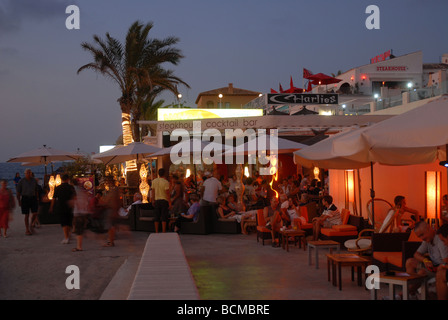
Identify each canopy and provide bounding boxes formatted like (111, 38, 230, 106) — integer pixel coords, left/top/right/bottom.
(7, 145, 83, 175)
(233, 136, 307, 156)
(293, 128, 372, 169)
(357, 95, 448, 165)
(91, 142, 161, 165)
(307, 73, 342, 85)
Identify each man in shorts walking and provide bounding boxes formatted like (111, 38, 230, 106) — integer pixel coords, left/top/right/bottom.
(16, 169, 39, 235)
(151, 168, 170, 233)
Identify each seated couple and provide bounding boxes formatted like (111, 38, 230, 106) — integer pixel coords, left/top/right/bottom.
(216, 194, 258, 232)
(263, 195, 308, 247)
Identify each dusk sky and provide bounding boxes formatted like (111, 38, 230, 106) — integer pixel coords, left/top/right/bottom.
(0, 0, 447, 162)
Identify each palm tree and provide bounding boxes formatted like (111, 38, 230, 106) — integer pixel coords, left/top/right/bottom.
(77, 20, 189, 177)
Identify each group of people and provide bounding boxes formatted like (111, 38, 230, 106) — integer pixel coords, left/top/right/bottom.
(2, 168, 132, 252)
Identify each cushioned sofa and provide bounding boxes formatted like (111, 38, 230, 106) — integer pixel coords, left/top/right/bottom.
(319, 209, 365, 244)
(211, 204, 242, 234)
(372, 231, 422, 271)
(180, 205, 213, 235)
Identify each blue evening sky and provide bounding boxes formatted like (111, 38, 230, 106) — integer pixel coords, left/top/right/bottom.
(0, 0, 447, 161)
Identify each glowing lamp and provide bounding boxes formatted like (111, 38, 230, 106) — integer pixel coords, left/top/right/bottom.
(350, 76, 354, 81)
(244, 166, 250, 178)
(55, 174, 62, 187)
(139, 165, 150, 203)
(361, 75, 366, 80)
(185, 169, 191, 178)
(48, 176, 55, 200)
(345, 170, 355, 203)
(313, 167, 320, 180)
(425, 171, 441, 220)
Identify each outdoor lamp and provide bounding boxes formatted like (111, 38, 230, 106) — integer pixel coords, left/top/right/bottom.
(425, 171, 441, 222)
(139, 164, 149, 203)
(244, 166, 250, 178)
(344, 170, 357, 214)
(185, 168, 191, 178)
(55, 174, 62, 187)
(48, 176, 55, 200)
(407, 82, 413, 89)
(374, 93, 379, 100)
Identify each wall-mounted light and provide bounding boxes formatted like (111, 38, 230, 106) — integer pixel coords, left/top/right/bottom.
(345, 170, 357, 215)
(55, 174, 62, 187)
(425, 171, 441, 223)
(185, 168, 191, 178)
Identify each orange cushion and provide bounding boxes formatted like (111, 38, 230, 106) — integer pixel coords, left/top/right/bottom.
(373, 252, 403, 268)
(300, 206, 309, 222)
(408, 230, 421, 242)
(373, 252, 389, 264)
(341, 209, 351, 225)
(387, 252, 403, 268)
(332, 224, 357, 232)
(320, 228, 358, 237)
(257, 226, 270, 233)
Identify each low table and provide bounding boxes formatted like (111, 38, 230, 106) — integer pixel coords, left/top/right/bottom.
(370, 272, 428, 300)
(279, 229, 306, 252)
(307, 240, 340, 269)
(327, 253, 370, 291)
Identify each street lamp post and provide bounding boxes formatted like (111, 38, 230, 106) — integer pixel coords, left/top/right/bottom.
(218, 94, 223, 108)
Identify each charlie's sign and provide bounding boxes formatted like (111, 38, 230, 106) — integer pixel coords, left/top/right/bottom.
(267, 93, 338, 105)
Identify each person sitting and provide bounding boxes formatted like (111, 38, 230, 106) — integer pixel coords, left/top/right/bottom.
(264, 197, 282, 247)
(227, 193, 245, 213)
(380, 195, 420, 233)
(436, 224, 448, 300)
(405, 221, 448, 299)
(298, 193, 310, 206)
(119, 192, 143, 217)
(216, 195, 237, 220)
(441, 194, 448, 225)
(312, 195, 341, 241)
(174, 194, 201, 233)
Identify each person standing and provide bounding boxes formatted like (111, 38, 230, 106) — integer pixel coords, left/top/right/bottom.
(200, 171, 222, 206)
(72, 179, 91, 252)
(16, 168, 39, 235)
(0, 180, 15, 238)
(50, 174, 76, 244)
(151, 168, 171, 233)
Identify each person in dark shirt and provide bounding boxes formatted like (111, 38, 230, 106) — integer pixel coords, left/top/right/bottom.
(50, 174, 76, 244)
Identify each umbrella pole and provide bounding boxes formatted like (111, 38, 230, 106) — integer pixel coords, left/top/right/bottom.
(370, 162, 375, 230)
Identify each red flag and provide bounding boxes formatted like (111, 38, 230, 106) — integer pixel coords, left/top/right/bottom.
(270, 88, 278, 93)
(290, 76, 294, 89)
(303, 68, 313, 79)
(279, 83, 284, 93)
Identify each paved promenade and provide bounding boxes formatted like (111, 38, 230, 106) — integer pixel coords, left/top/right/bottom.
(0, 207, 389, 300)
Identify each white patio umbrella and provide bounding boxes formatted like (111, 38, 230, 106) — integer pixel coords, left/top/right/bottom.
(232, 135, 307, 155)
(7, 145, 83, 175)
(91, 142, 162, 165)
(357, 95, 448, 165)
(293, 128, 372, 170)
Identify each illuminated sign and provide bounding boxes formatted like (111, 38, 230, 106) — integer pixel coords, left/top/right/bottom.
(157, 108, 263, 121)
(267, 93, 338, 105)
(376, 66, 408, 72)
(371, 49, 392, 64)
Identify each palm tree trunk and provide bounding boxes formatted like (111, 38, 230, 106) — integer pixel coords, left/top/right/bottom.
(121, 112, 139, 187)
